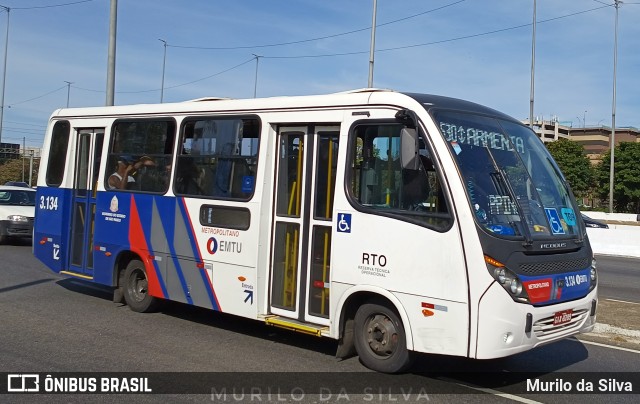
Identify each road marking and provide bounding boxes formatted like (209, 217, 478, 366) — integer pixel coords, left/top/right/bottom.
(572, 338, 640, 354)
(454, 383, 542, 404)
(604, 298, 640, 305)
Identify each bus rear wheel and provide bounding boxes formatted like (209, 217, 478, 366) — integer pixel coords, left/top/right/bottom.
(123, 259, 160, 313)
(354, 302, 413, 373)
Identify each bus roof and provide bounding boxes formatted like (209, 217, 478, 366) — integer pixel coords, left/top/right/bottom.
(403, 92, 518, 123)
(50, 88, 518, 123)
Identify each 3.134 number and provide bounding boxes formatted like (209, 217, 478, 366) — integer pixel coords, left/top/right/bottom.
(39, 195, 59, 211)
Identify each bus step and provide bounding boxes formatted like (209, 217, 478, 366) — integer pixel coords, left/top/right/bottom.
(59, 270, 94, 280)
(263, 316, 329, 337)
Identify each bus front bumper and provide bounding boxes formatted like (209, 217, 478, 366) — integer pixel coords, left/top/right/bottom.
(475, 282, 597, 359)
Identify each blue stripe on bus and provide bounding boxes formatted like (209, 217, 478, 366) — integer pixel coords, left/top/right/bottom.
(170, 254, 194, 305)
(155, 196, 192, 305)
(177, 197, 221, 311)
(150, 196, 169, 298)
(198, 268, 220, 311)
(178, 197, 203, 261)
(139, 195, 169, 299)
(150, 252, 169, 299)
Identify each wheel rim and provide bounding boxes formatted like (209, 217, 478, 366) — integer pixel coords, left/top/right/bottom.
(363, 313, 399, 358)
(127, 267, 148, 303)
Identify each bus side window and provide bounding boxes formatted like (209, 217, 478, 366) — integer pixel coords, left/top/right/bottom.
(175, 117, 260, 201)
(349, 122, 451, 230)
(106, 119, 176, 194)
(46, 121, 71, 187)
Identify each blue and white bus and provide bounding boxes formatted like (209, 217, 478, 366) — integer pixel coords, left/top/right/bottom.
(34, 89, 597, 373)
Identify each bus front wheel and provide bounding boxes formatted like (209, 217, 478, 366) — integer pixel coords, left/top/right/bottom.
(354, 302, 413, 373)
(123, 259, 160, 313)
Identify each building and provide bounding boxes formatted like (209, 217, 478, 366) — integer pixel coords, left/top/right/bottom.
(522, 117, 571, 143)
(520, 118, 640, 165)
(568, 126, 640, 165)
(0, 142, 20, 161)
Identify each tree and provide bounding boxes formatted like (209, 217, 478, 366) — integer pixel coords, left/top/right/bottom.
(595, 142, 640, 213)
(545, 139, 595, 199)
(0, 157, 40, 186)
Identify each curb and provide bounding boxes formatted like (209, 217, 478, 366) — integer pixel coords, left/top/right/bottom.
(590, 323, 640, 344)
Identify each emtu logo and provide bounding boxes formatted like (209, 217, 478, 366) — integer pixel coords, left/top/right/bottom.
(206, 237, 218, 255)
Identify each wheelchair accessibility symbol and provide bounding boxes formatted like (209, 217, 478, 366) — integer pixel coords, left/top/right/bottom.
(544, 208, 565, 235)
(337, 213, 351, 233)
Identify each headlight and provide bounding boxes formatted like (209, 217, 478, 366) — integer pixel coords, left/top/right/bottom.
(7, 215, 28, 222)
(485, 255, 530, 303)
(590, 257, 597, 290)
(509, 278, 523, 295)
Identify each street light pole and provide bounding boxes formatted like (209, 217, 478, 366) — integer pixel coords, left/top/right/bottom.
(368, 0, 377, 88)
(608, 0, 620, 213)
(0, 5, 10, 146)
(252, 54, 261, 98)
(105, 0, 117, 106)
(159, 39, 167, 103)
(529, 0, 536, 130)
(64, 81, 72, 107)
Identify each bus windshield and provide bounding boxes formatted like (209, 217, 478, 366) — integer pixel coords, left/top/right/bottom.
(433, 110, 581, 241)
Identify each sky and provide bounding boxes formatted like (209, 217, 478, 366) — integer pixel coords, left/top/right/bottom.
(0, 0, 638, 149)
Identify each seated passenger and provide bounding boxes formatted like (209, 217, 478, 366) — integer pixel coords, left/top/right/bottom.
(108, 156, 136, 190)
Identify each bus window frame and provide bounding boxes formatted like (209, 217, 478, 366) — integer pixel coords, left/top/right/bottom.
(45, 120, 72, 187)
(199, 204, 251, 230)
(345, 118, 454, 233)
(106, 117, 178, 195)
(174, 114, 262, 202)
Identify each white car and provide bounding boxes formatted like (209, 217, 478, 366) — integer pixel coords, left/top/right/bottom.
(0, 185, 36, 244)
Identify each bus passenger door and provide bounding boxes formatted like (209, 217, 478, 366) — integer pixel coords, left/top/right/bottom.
(269, 125, 340, 325)
(68, 128, 104, 276)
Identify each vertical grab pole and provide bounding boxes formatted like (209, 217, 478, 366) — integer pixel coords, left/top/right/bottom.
(321, 138, 334, 315)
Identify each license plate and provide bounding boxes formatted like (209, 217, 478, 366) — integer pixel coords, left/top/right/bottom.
(553, 309, 573, 326)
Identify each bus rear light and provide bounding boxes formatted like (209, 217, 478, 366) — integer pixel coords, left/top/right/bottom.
(196, 262, 205, 268)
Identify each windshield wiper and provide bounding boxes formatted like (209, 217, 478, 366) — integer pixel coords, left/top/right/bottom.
(484, 147, 534, 246)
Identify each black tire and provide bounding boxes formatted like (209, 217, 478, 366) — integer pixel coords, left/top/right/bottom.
(123, 259, 160, 313)
(354, 301, 413, 373)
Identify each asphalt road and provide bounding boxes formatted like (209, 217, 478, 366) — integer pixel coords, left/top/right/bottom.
(0, 242, 638, 403)
(595, 255, 640, 303)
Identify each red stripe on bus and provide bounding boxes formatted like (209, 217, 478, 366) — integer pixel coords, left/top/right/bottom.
(128, 195, 164, 298)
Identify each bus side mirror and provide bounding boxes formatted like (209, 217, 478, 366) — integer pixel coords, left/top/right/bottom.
(400, 127, 419, 170)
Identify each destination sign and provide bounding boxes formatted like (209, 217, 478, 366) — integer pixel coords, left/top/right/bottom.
(440, 121, 525, 154)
